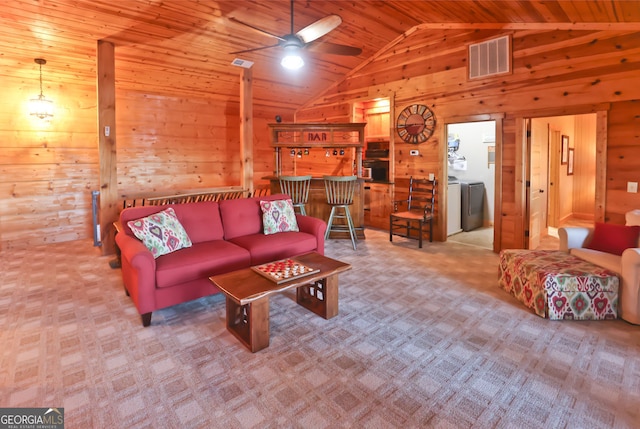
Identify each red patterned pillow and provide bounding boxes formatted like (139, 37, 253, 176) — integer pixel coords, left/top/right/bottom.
(586, 222, 640, 256)
(260, 199, 299, 235)
(127, 207, 192, 258)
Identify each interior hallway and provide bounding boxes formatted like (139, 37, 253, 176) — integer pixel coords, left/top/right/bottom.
(447, 216, 594, 251)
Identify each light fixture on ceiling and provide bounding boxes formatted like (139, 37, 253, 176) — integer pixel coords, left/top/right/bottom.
(280, 37, 304, 70)
(281, 53, 304, 70)
(29, 58, 53, 119)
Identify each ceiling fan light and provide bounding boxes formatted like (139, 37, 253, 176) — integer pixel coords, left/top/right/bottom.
(281, 54, 304, 70)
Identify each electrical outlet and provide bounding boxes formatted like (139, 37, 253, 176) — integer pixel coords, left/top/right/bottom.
(429, 173, 435, 181)
(628, 182, 638, 193)
(410, 150, 419, 156)
(104, 126, 110, 137)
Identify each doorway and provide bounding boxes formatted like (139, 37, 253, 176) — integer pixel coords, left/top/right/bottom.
(528, 113, 597, 249)
(445, 121, 496, 250)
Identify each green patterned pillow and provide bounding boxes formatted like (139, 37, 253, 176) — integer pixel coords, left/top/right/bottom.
(127, 207, 192, 258)
(260, 199, 299, 235)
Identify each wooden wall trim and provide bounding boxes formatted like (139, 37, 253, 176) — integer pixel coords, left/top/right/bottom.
(515, 117, 527, 248)
(506, 103, 611, 119)
(240, 67, 253, 196)
(413, 22, 640, 31)
(595, 110, 608, 222)
(97, 40, 118, 256)
(493, 117, 503, 253)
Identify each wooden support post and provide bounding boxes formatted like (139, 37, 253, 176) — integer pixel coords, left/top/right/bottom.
(97, 40, 118, 255)
(240, 67, 253, 196)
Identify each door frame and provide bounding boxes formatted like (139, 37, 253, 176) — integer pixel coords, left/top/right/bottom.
(442, 113, 504, 253)
(517, 105, 609, 248)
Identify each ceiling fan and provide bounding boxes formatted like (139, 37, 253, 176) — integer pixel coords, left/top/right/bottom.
(229, 0, 362, 69)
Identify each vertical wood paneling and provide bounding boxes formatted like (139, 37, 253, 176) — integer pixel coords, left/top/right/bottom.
(572, 114, 596, 220)
(240, 67, 253, 196)
(97, 40, 118, 255)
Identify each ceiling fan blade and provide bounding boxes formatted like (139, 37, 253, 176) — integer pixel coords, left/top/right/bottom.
(307, 41, 362, 56)
(296, 15, 342, 44)
(228, 17, 286, 42)
(229, 43, 280, 55)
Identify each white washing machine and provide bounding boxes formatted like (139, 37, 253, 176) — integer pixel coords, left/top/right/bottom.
(447, 181, 462, 236)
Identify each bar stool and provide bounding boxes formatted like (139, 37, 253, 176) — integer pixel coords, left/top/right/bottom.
(279, 175, 312, 215)
(323, 175, 358, 250)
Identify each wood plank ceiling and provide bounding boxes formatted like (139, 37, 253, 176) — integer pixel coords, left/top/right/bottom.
(2, 0, 640, 113)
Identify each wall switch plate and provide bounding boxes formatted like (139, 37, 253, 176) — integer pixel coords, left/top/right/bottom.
(628, 182, 638, 193)
(429, 173, 435, 181)
(104, 126, 110, 137)
(410, 150, 419, 156)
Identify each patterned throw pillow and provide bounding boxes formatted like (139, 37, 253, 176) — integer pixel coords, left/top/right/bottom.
(260, 199, 299, 235)
(127, 207, 192, 258)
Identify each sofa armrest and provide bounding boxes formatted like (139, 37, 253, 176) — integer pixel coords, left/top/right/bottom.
(621, 248, 640, 325)
(296, 215, 327, 255)
(558, 227, 593, 252)
(115, 232, 158, 313)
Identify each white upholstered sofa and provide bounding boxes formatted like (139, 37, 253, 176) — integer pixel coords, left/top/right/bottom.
(559, 210, 640, 324)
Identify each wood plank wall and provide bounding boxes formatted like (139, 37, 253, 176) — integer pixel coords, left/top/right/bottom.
(0, 75, 292, 250)
(0, 75, 99, 250)
(297, 28, 640, 250)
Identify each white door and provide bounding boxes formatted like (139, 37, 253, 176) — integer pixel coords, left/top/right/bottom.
(528, 119, 550, 249)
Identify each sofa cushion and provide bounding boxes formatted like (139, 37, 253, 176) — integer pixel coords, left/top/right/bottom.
(260, 199, 299, 235)
(229, 231, 318, 265)
(586, 222, 640, 256)
(155, 240, 251, 289)
(127, 208, 192, 258)
(170, 201, 224, 243)
(219, 193, 291, 240)
(120, 201, 224, 244)
(570, 248, 622, 275)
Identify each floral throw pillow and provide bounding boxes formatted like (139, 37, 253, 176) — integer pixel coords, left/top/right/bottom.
(260, 199, 299, 235)
(127, 207, 192, 258)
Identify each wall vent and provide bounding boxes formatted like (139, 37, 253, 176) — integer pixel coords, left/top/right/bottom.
(468, 35, 510, 79)
(231, 58, 254, 69)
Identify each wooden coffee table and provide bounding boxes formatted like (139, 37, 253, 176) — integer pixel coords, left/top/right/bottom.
(209, 252, 351, 352)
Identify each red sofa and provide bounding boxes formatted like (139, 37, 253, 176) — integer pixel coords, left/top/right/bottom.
(116, 193, 326, 326)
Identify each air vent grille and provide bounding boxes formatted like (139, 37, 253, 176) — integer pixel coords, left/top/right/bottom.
(468, 35, 510, 79)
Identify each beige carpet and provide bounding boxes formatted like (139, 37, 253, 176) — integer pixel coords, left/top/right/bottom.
(447, 227, 494, 250)
(1, 230, 639, 428)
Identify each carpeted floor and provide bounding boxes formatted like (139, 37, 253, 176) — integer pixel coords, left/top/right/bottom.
(1, 229, 639, 428)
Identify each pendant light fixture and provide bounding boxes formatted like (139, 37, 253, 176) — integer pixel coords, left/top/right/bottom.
(29, 58, 53, 119)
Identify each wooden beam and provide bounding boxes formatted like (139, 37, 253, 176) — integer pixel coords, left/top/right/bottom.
(240, 67, 253, 196)
(595, 110, 608, 222)
(97, 40, 118, 255)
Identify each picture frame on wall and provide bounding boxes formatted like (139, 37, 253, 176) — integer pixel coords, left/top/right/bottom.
(561, 135, 569, 165)
(567, 148, 575, 175)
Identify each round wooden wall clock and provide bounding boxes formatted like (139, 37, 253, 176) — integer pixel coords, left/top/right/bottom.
(396, 104, 436, 144)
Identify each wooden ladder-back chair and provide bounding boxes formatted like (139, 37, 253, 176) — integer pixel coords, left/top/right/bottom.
(390, 177, 437, 248)
(323, 175, 358, 250)
(279, 175, 312, 215)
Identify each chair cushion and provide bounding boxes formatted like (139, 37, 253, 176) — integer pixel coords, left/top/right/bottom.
(127, 208, 192, 258)
(155, 240, 251, 288)
(230, 232, 318, 265)
(260, 199, 299, 235)
(586, 222, 640, 256)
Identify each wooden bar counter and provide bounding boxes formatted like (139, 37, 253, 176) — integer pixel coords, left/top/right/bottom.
(269, 176, 366, 239)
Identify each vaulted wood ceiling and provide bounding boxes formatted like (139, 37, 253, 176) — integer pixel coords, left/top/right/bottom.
(2, 0, 640, 113)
